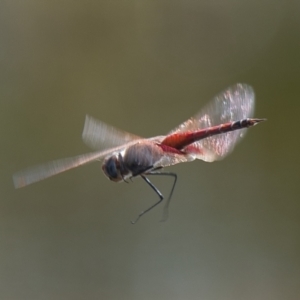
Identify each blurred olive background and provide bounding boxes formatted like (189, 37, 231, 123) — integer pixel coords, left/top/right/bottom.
(1, 1, 299, 299)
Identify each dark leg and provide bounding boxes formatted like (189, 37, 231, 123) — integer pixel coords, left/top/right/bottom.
(130, 175, 163, 224)
(130, 172, 177, 224)
(147, 172, 177, 222)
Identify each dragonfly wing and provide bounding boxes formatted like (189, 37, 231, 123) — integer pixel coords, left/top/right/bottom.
(169, 83, 255, 162)
(13, 138, 154, 189)
(82, 115, 142, 150)
(13, 150, 111, 188)
(154, 153, 193, 169)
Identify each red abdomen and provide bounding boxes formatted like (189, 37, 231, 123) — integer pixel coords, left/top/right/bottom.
(161, 118, 264, 150)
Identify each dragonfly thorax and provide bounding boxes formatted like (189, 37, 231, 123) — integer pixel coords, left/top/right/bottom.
(102, 142, 163, 182)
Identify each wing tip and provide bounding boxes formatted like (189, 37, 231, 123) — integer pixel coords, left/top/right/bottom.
(82, 114, 93, 138)
(233, 83, 254, 95)
(12, 173, 27, 189)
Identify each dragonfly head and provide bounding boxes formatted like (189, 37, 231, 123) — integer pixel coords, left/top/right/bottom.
(102, 155, 127, 182)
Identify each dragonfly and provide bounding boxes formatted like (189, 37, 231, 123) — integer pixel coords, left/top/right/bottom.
(13, 83, 266, 223)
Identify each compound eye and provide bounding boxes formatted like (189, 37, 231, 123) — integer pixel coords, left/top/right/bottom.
(102, 157, 119, 181)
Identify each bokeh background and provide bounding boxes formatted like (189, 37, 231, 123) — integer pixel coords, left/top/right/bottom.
(1, 1, 299, 299)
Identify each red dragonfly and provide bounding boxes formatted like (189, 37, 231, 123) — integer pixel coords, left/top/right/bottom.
(13, 84, 265, 223)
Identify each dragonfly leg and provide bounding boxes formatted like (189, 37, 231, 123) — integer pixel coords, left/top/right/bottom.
(130, 172, 177, 224)
(130, 175, 163, 224)
(147, 172, 177, 222)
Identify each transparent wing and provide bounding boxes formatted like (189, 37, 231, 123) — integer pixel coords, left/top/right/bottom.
(153, 152, 194, 169)
(13, 150, 111, 188)
(82, 115, 142, 150)
(12, 138, 149, 189)
(169, 83, 255, 162)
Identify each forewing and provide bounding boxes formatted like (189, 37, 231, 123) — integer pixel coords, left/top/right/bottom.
(13, 138, 153, 189)
(169, 83, 255, 162)
(82, 115, 142, 150)
(13, 150, 112, 188)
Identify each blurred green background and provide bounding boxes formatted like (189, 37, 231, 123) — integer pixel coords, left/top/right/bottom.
(1, 1, 299, 299)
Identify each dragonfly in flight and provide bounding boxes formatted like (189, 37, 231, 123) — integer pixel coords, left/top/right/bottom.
(13, 84, 266, 223)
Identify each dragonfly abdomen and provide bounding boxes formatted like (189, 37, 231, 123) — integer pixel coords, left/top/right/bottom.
(204, 118, 265, 135)
(161, 118, 266, 150)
